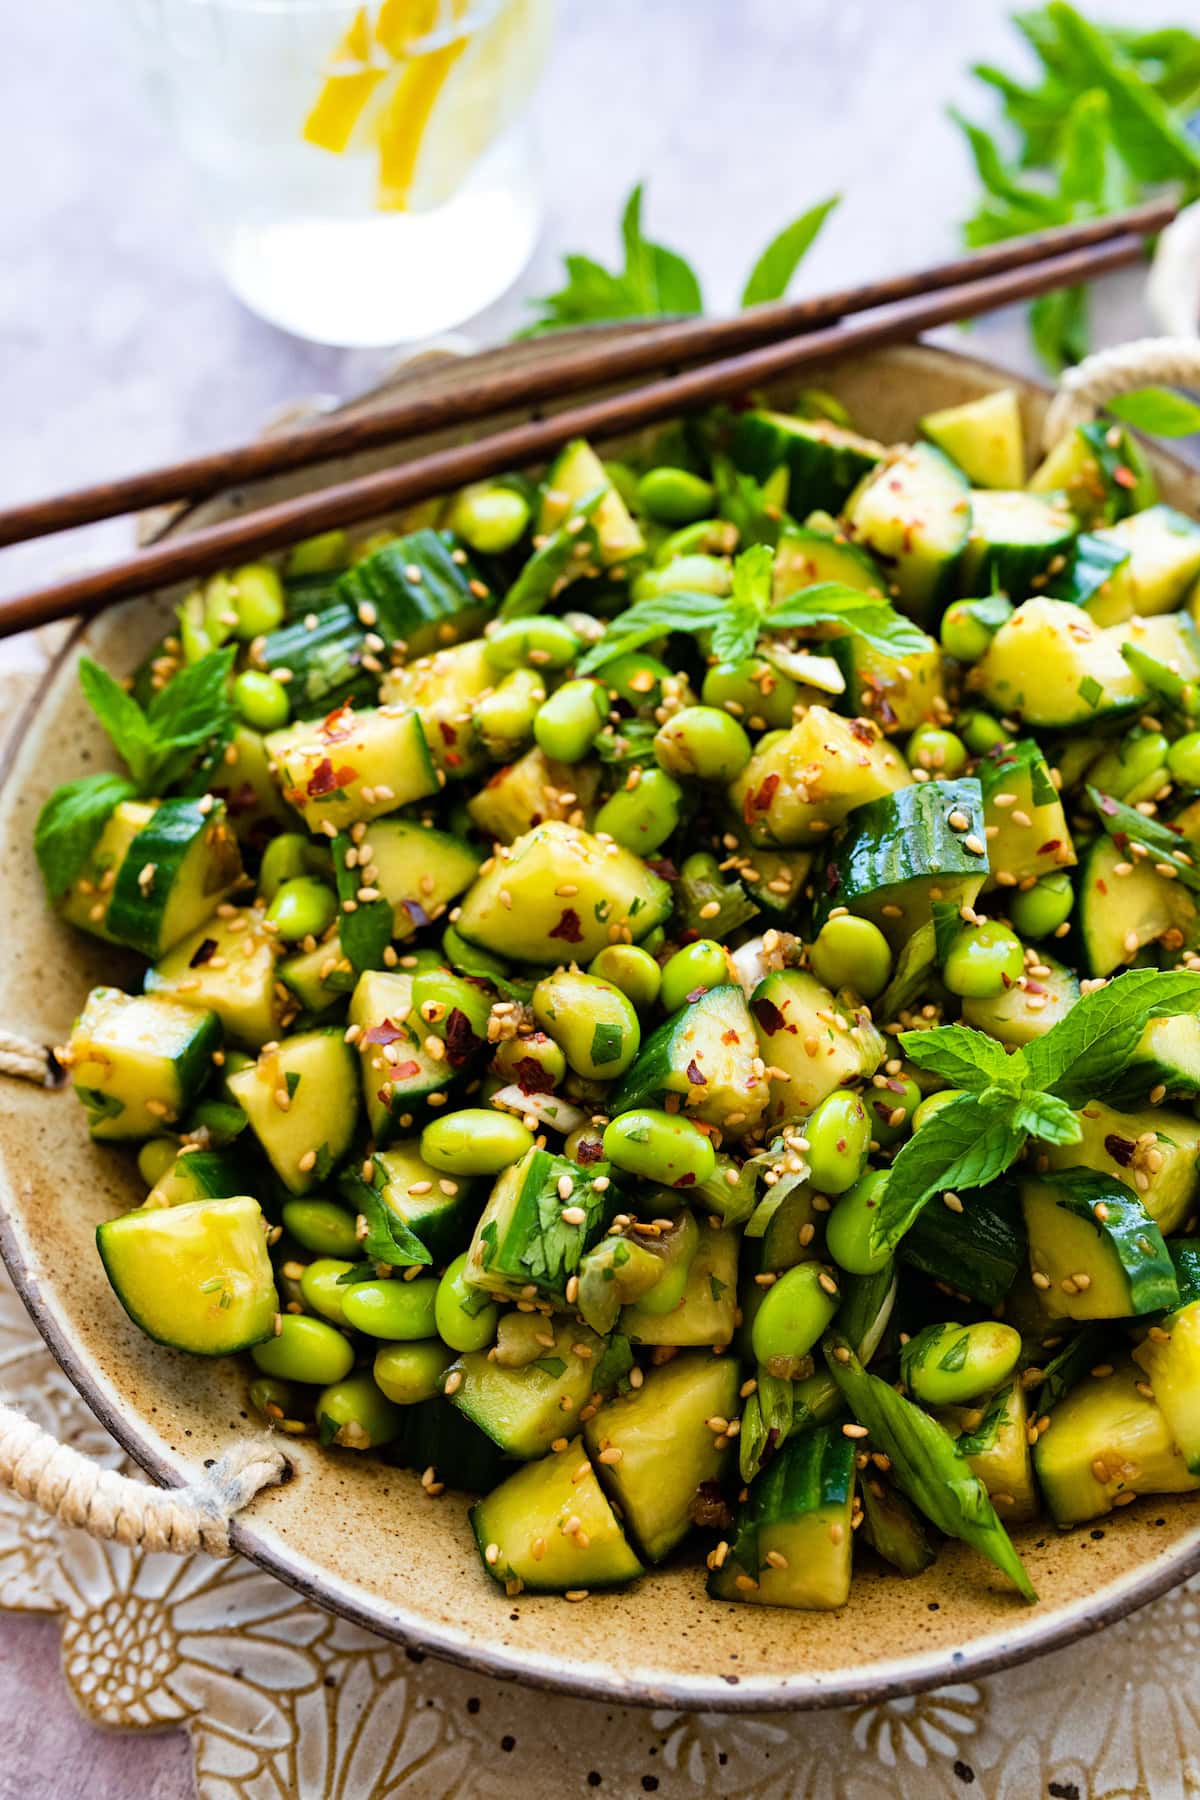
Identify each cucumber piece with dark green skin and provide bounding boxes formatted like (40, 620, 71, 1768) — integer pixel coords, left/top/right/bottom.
(1022, 1171, 1180, 1320)
(960, 489, 1076, 595)
(448, 1318, 607, 1459)
(463, 1146, 615, 1306)
(69, 988, 222, 1140)
(257, 604, 375, 719)
(1076, 833, 1195, 979)
(145, 912, 286, 1050)
(708, 1427, 857, 1609)
(771, 523, 887, 598)
(732, 411, 884, 516)
(898, 1180, 1024, 1306)
(1030, 1323, 1115, 1414)
(814, 778, 988, 947)
(331, 818, 481, 975)
(353, 1139, 477, 1262)
(104, 797, 243, 960)
(1102, 1012, 1200, 1109)
(610, 983, 769, 1139)
(976, 737, 1075, 889)
(1043, 530, 1131, 610)
(583, 1353, 740, 1562)
(1028, 420, 1156, 528)
(470, 1438, 643, 1592)
(1171, 1240, 1200, 1310)
(1034, 1358, 1200, 1524)
(1087, 505, 1200, 623)
(1133, 1291, 1200, 1471)
(828, 622, 945, 736)
(621, 1222, 738, 1347)
(335, 528, 493, 658)
(97, 1194, 278, 1355)
(859, 1475, 937, 1576)
(398, 1397, 509, 1494)
(843, 443, 971, 622)
(146, 1148, 250, 1208)
(226, 1028, 359, 1195)
(347, 969, 457, 1143)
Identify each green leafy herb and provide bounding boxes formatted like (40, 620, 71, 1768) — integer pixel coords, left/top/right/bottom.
(76, 648, 235, 797)
(868, 1092, 1027, 1256)
(33, 770, 138, 900)
(592, 1332, 634, 1394)
(767, 582, 934, 658)
(1010, 1090, 1082, 1145)
(575, 592, 732, 675)
(1106, 387, 1200, 437)
(738, 1368, 795, 1485)
(317, 1412, 340, 1448)
(956, 1383, 1016, 1458)
(1078, 674, 1103, 710)
(709, 453, 784, 549)
(341, 1173, 432, 1269)
(898, 1024, 1019, 1093)
(1023, 965, 1200, 1105)
(533, 1356, 567, 1379)
(523, 183, 838, 334)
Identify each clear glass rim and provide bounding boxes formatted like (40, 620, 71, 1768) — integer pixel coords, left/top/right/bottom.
(154, 0, 497, 16)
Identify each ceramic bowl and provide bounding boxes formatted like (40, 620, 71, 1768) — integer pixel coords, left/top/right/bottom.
(5, 337, 1200, 1713)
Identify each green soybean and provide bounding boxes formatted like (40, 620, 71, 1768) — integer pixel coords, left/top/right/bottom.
(1168, 730, 1200, 788)
(316, 1371, 404, 1448)
(593, 767, 682, 854)
(1089, 730, 1171, 805)
(282, 1199, 361, 1260)
(446, 482, 531, 554)
(373, 1340, 455, 1405)
(906, 723, 968, 778)
(654, 519, 739, 563)
(411, 966, 493, 1046)
(476, 667, 545, 757)
(233, 668, 290, 731)
(805, 1090, 871, 1195)
(340, 1276, 440, 1341)
(751, 1262, 840, 1369)
(631, 554, 732, 601)
(252, 1314, 354, 1386)
(602, 652, 673, 714)
(229, 563, 285, 638)
(266, 876, 337, 942)
(492, 1032, 567, 1089)
(138, 1138, 177, 1188)
(484, 615, 582, 673)
(958, 710, 1009, 755)
(939, 598, 1009, 664)
(1008, 872, 1074, 940)
(865, 1073, 922, 1148)
(588, 944, 662, 1012)
(299, 1258, 355, 1326)
(826, 1170, 892, 1275)
(810, 915, 893, 1001)
(533, 678, 608, 762)
(260, 833, 328, 902)
(248, 1375, 299, 1423)
(901, 1320, 1022, 1406)
(532, 970, 641, 1080)
(602, 1109, 716, 1187)
(654, 705, 752, 781)
(701, 657, 800, 731)
(911, 1088, 966, 1131)
(943, 921, 1024, 999)
(420, 1109, 534, 1176)
(441, 925, 511, 983)
(636, 466, 716, 525)
(434, 1252, 500, 1353)
(660, 940, 727, 1014)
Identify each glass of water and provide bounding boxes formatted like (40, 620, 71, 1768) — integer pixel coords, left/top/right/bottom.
(130, 0, 555, 346)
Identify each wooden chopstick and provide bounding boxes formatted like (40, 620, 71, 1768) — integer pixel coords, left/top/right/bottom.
(0, 230, 1149, 642)
(0, 197, 1176, 553)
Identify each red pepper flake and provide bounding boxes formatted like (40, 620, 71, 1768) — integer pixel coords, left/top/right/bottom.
(1001, 972, 1013, 989)
(1096, 878, 1108, 895)
(320, 701, 354, 741)
(848, 719, 875, 746)
(444, 750, 463, 768)
(444, 1008, 483, 1069)
(877, 697, 898, 729)
(1098, 794, 1119, 817)
(872, 1100, 894, 1127)
(212, 780, 261, 818)
(751, 996, 786, 1035)
(686, 986, 708, 1005)
(439, 721, 458, 746)
(674, 1172, 697, 1187)
(512, 1056, 556, 1095)
(686, 1059, 706, 1085)
(391, 1059, 421, 1080)
(575, 1138, 604, 1164)
(1112, 464, 1137, 490)
(721, 1029, 741, 1045)
(825, 862, 841, 894)
(646, 857, 679, 881)
(1104, 1133, 1136, 1167)
(1036, 839, 1062, 856)
(189, 937, 218, 968)
(548, 909, 583, 944)
(307, 757, 357, 797)
(362, 1019, 405, 1046)
(745, 773, 780, 823)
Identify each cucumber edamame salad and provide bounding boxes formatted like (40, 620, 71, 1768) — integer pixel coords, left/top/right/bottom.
(38, 393, 1200, 1613)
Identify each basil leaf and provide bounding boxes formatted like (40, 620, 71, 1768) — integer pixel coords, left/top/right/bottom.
(767, 582, 932, 658)
(1024, 966, 1200, 1107)
(1107, 387, 1200, 438)
(33, 771, 137, 900)
(739, 196, 840, 308)
(898, 1024, 1023, 1094)
(868, 1093, 1027, 1255)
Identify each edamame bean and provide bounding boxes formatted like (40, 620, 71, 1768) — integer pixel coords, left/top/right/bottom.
(958, 710, 1009, 755)
(751, 1262, 840, 1370)
(943, 921, 1024, 999)
(636, 466, 716, 525)
(701, 658, 800, 731)
(1168, 731, 1200, 789)
(602, 1109, 716, 1187)
(229, 563, 285, 638)
(602, 652, 672, 714)
(476, 668, 545, 757)
(266, 876, 338, 943)
(420, 1109, 535, 1176)
(316, 1371, 404, 1448)
(233, 668, 290, 731)
(865, 1072, 922, 1148)
(282, 1199, 361, 1260)
(492, 1032, 567, 1090)
(533, 678, 608, 763)
(900, 1319, 1022, 1406)
(593, 767, 682, 854)
(373, 1340, 455, 1405)
(446, 482, 531, 553)
(810, 915, 893, 1001)
(252, 1314, 354, 1385)
(805, 1090, 871, 1195)
(654, 519, 739, 562)
(483, 615, 582, 673)
(341, 1275, 440, 1341)
(588, 944, 662, 1011)
(1090, 730, 1171, 804)
(939, 599, 1008, 664)
(249, 1375, 299, 1423)
(299, 1258, 355, 1326)
(1008, 871, 1074, 939)
(137, 1138, 177, 1188)
(434, 1252, 500, 1353)
(564, 1123, 607, 1165)
(906, 723, 968, 778)
(826, 1169, 892, 1274)
(260, 833, 328, 902)
(532, 971, 641, 1080)
(442, 924, 510, 982)
(911, 1088, 966, 1131)
(660, 940, 727, 1014)
(632, 554, 732, 601)
(411, 967, 493, 1049)
(654, 705, 752, 781)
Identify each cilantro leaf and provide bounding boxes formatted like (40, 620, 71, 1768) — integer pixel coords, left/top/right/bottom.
(898, 1024, 1023, 1093)
(33, 771, 138, 900)
(1024, 967, 1200, 1108)
(1106, 387, 1200, 438)
(592, 1332, 634, 1394)
(767, 582, 933, 658)
(868, 1093, 1027, 1255)
(341, 1173, 432, 1268)
(77, 649, 235, 797)
(740, 196, 840, 307)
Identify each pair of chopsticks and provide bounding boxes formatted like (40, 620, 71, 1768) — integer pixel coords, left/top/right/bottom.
(0, 196, 1177, 643)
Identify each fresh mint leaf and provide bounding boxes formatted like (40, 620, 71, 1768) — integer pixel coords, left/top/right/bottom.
(521, 184, 703, 333)
(739, 196, 840, 307)
(1011, 1091, 1082, 1146)
(898, 1024, 1022, 1093)
(1024, 967, 1200, 1107)
(77, 649, 235, 797)
(710, 452, 784, 549)
(712, 543, 774, 663)
(950, 108, 1067, 217)
(77, 657, 156, 789)
(1106, 387, 1200, 438)
(33, 771, 137, 900)
(868, 1092, 1027, 1255)
(1055, 88, 1129, 214)
(575, 591, 729, 675)
(767, 581, 933, 658)
(342, 1173, 432, 1269)
(1046, 3, 1200, 184)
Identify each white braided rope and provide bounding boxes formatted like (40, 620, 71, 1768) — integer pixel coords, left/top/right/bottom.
(1042, 337, 1200, 450)
(0, 1029, 54, 1085)
(0, 1403, 287, 1556)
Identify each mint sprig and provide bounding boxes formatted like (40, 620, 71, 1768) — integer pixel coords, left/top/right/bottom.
(33, 771, 138, 901)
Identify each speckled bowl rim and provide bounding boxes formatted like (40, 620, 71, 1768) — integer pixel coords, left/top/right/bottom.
(6, 333, 1200, 1714)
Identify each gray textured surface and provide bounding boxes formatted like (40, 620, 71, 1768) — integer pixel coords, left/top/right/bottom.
(0, 0, 1162, 1792)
